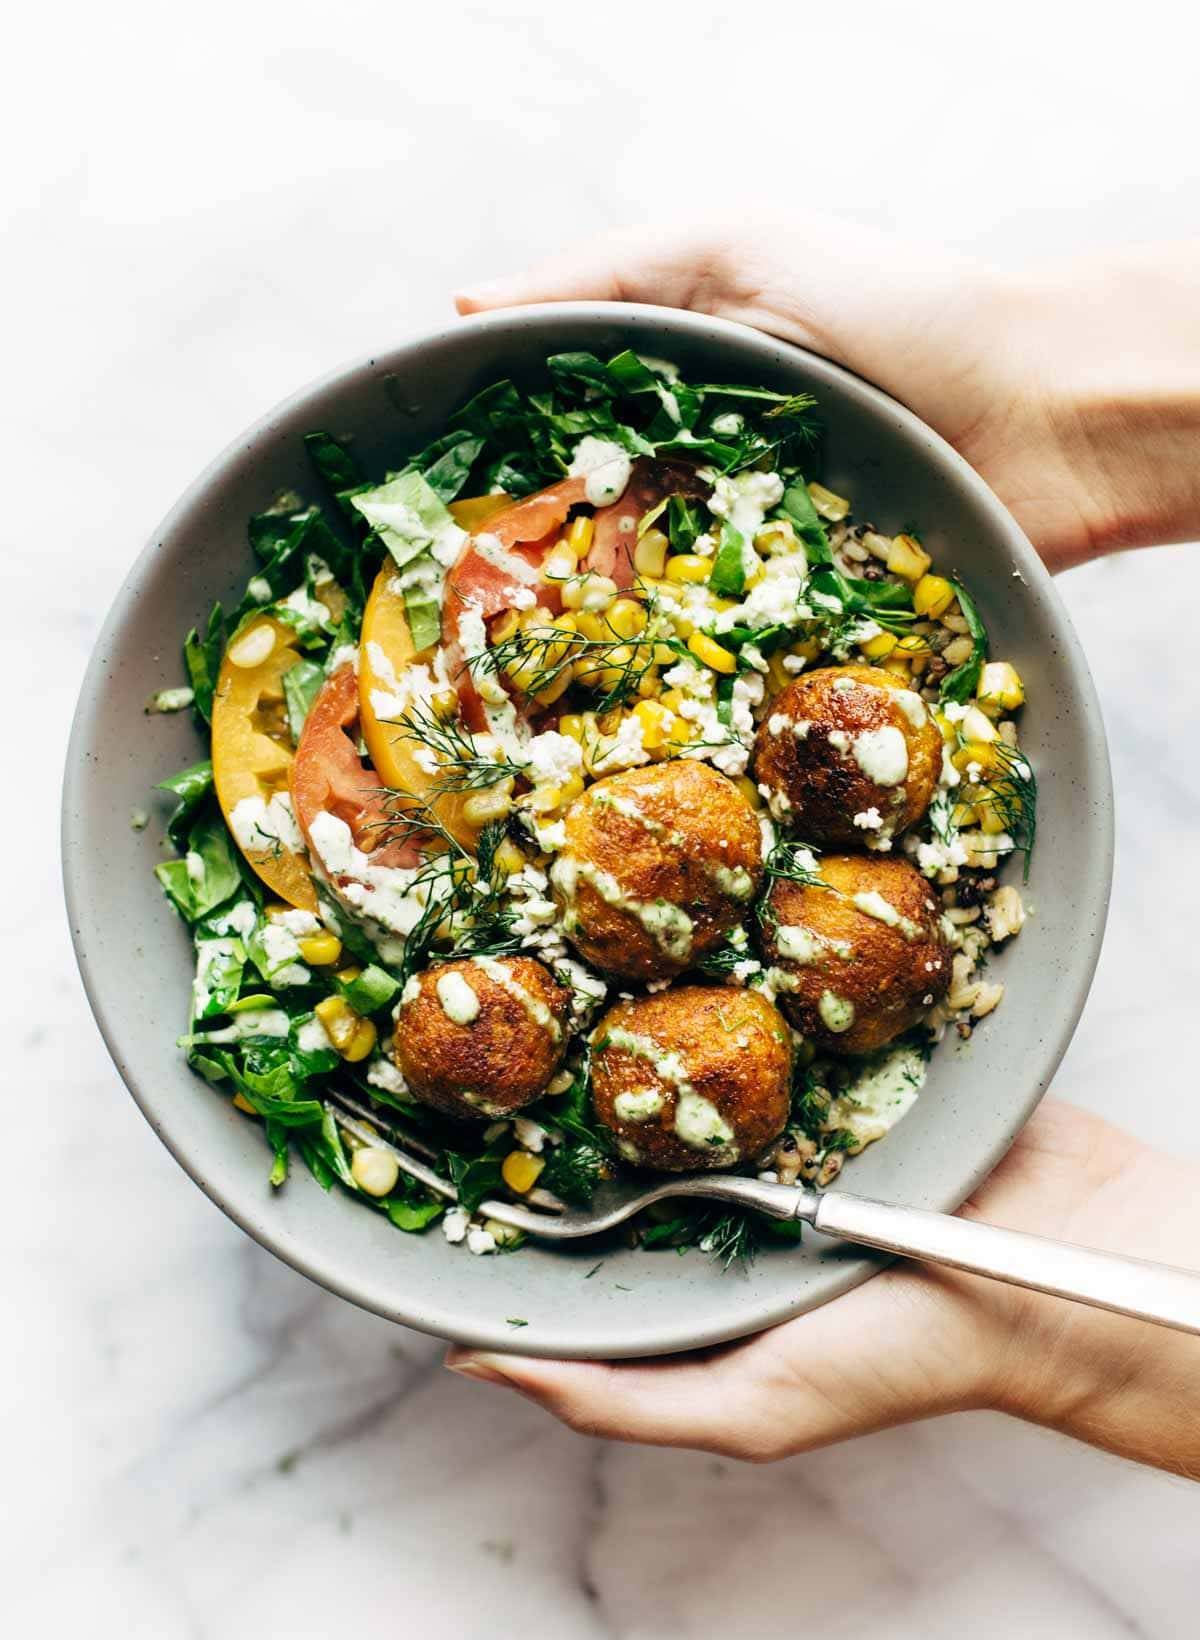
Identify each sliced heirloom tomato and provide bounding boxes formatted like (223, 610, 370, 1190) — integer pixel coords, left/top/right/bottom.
(291, 664, 422, 872)
(358, 563, 483, 852)
(212, 614, 317, 911)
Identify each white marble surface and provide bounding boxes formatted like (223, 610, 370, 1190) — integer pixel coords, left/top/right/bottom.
(9, 1, 1200, 1633)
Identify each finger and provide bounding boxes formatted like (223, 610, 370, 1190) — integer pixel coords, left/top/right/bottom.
(454, 221, 731, 317)
(446, 1262, 991, 1461)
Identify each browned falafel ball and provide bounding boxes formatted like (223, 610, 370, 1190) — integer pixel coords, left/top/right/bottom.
(753, 664, 942, 848)
(761, 853, 950, 1055)
(591, 985, 793, 1172)
(393, 955, 570, 1120)
(549, 760, 763, 983)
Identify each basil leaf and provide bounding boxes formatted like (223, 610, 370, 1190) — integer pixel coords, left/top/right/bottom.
(282, 659, 325, 743)
(156, 759, 214, 848)
(183, 603, 225, 723)
(708, 523, 748, 598)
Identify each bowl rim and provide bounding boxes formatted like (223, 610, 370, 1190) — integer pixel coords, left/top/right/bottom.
(62, 302, 1114, 1358)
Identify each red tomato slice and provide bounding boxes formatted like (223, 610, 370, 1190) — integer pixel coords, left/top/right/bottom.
(441, 477, 587, 731)
(291, 664, 422, 871)
(586, 459, 708, 588)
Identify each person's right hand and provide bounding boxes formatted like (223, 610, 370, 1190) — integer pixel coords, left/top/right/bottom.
(458, 217, 1200, 572)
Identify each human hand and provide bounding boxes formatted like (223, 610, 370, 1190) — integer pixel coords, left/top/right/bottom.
(458, 218, 1200, 572)
(446, 1101, 1200, 1477)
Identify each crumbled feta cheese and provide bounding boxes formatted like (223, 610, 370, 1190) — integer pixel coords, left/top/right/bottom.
(853, 807, 884, 832)
(367, 1055, 409, 1096)
(442, 1207, 470, 1244)
(524, 731, 583, 788)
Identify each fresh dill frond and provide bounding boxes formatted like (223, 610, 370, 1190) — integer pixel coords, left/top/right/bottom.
(539, 1140, 605, 1207)
(763, 838, 826, 891)
(388, 700, 523, 792)
(696, 1208, 759, 1268)
(977, 740, 1038, 879)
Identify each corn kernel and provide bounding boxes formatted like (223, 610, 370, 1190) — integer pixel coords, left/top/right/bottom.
(961, 704, 999, 743)
(754, 520, 797, 556)
(661, 688, 688, 715)
(977, 661, 1025, 711)
(314, 995, 376, 1062)
(430, 686, 460, 720)
(560, 772, 585, 803)
(490, 609, 520, 643)
(792, 636, 822, 663)
(566, 515, 595, 557)
(334, 966, 362, 984)
(608, 598, 647, 639)
(766, 654, 791, 695)
(977, 799, 1009, 837)
(664, 717, 694, 750)
(462, 785, 513, 827)
(634, 527, 669, 579)
(351, 1146, 400, 1197)
(736, 776, 762, 810)
(227, 622, 276, 669)
(297, 932, 343, 966)
(501, 1150, 546, 1194)
(886, 533, 932, 582)
(665, 555, 712, 584)
(807, 481, 851, 522)
(562, 573, 618, 613)
(634, 698, 675, 749)
(558, 713, 584, 742)
(687, 631, 737, 674)
(913, 574, 955, 618)
(950, 801, 977, 829)
(859, 631, 896, 661)
(574, 611, 608, 643)
(882, 657, 911, 679)
(635, 667, 661, 700)
(493, 839, 527, 876)
(531, 670, 572, 708)
(529, 784, 563, 815)
(894, 633, 933, 659)
(952, 739, 1001, 775)
(540, 548, 576, 585)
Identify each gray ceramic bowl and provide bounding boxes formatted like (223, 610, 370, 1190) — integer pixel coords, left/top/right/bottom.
(63, 304, 1113, 1359)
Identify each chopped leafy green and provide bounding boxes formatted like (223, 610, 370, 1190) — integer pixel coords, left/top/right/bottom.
(183, 603, 225, 722)
(708, 523, 749, 598)
(940, 580, 989, 703)
(540, 1140, 605, 1206)
(155, 809, 241, 924)
(281, 659, 326, 743)
(333, 963, 400, 1015)
(445, 1144, 506, 1212)
(156, 760, 214, 849)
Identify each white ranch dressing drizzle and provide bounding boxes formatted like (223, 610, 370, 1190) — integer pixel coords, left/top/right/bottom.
(551, 854, 694, 964)
(851, 890, 924, 942)
(472, 954, 562, 1041)
(600, 1026, 736, 1154)
(435, 969, 481, 1025)
(818, 990, 856, 1033)
(567, 436, 633, 506)
(850, 725, 909, 786)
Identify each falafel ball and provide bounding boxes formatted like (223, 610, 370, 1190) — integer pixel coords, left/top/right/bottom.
(761, 853, 950, 1055)
(550, 760, 763, 983)
(753, 664, 942, 847)
(393, 954, 570, 1120)
(591, 985, 792, 1172)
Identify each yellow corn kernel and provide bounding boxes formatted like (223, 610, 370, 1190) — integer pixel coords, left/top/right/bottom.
(501, 1150, 546, 1195)
(882, 657, 911, 679)
(314, 995, 376, 1063)
(493, 838, 527, 876)
(540, 548, 577, 585)
(558, 713, 584, 742)
(334, 965, 362, 985)
(529, 784, 563, 815)
(297, 932, 343, 966)
(766, 654, 791, 695)
(661, 688, 688, 715)
(977, 799, 1009, 837)
(859, 630, 896, 661)
(736, 776, 762, 810)
(566, 515, 595, 558)
(634, 698, 675, 749)
(562, 573, 618, 613)
(633, 527, 669, 579)
(430, 686, 460, 720)
(573, 610, 608, 643)
(608, 598, 647, 639)
(687, 631, 737, 674)
(651, 640, 678, 667)
(792, 635, 822, 663)
(754, 520, 797, 556)
(913, 574, 955, 618)
(531, 670, 572, 708)
(977, 661, 1025, 712)
(664, 716, 694, 750)
(351, 1146, 400, 1197)
(665, 555, 712, 584)
(462, 784, 513, 827)
(635, 667, 662, 700)
(952, 739, 1001, 775)
(961, 703, 999, 743)
(560, 772, 585, 804)
(490, 609, 520, 644)
(886, 533, 932, 582)
(950, 801, 977, 829)
(894, 633, 933, 659)
(933, 710, 957, 744)
(807, 480, 851, 522)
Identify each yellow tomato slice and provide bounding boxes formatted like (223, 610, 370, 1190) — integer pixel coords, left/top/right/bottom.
(212, 615, 318, 910)
(358, 566, 484, 852)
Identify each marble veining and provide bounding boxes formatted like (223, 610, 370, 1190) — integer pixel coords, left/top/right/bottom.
(9, 2, 1200, 1634)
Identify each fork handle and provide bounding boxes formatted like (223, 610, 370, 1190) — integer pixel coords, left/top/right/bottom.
(811, 1189, 1200, 1336)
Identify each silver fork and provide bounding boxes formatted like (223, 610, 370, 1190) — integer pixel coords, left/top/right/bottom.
(328, 1094, 1200, 1337)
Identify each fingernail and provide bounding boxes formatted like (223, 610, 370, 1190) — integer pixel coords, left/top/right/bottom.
(446, 1352, 519, 1388)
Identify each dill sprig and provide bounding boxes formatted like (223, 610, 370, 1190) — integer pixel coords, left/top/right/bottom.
(697, 1208, 759, 1268)
(977, 740, 1038, 880)
(388, 699, 524, 793)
